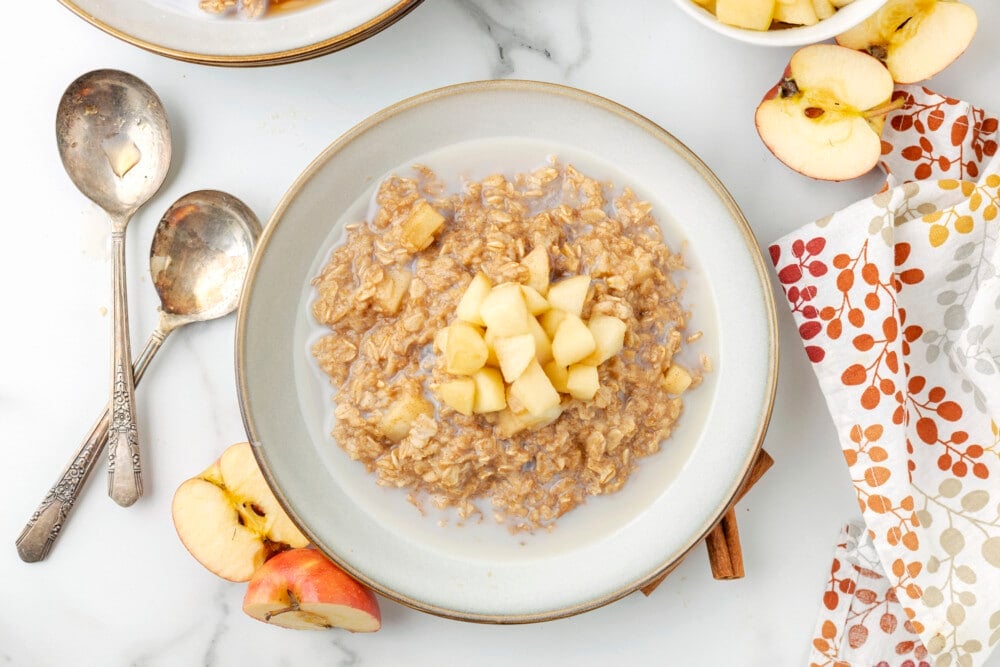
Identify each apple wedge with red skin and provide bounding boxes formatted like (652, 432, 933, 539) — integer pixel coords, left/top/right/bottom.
(243, 548, 382, 632)
(172, 442, 309, 582)
(837, 0, 977, 84)
(755, 44, 899, 181)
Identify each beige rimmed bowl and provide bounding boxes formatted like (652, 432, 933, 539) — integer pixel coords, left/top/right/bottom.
(236, 80, 778, 623)
(59, 0, 424, 66)
(672, 0, 887, 46)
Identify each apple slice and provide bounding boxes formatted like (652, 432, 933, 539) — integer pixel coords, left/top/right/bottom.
(243, 548, 381, 632)
(715, 0, 775, 30)
(521, 246, 551, 295)
(456, 272, 492, 326)
(494, 333, 537, 383)
(546, 276, 590, 317)
(755, 44, 897, 181)
(172, 442, 309, 582)
(836, 0, 977, 84)
(774, 0, 818, 26)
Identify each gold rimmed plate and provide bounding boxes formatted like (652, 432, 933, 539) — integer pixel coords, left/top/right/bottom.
(236, 80, 778, 622)
(60, 0, 423, 67)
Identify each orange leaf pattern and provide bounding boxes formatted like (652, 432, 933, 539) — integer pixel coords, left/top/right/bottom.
(809, 525, 929, 667)
(776, 87, 1000, 666)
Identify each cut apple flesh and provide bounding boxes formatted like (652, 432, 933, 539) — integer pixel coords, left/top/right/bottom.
(755, 44, 895, 181)
(172, 442, 309, 582)
(243, 600, 381, 631)
(836, 0, 977, 84)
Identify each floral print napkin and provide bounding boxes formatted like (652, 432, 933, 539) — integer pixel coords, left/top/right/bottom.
(768, 85, 1000, 666)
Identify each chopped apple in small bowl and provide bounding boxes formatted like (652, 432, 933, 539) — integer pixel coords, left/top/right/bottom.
(672, 0, 888, 47)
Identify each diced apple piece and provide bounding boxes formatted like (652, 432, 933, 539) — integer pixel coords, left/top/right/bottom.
(663, 365, 693, 395)
(521, 246, 550, 295)
(398, 199, 446, 252)
(526, 315, 553, 365)
(494, 334, 537, 383)
(774, 0, 818, 25)
(509, 360, 561, 417)
(551, 313, 597, 367)
(473, 368, 506, 413)
(546, 275, 590, 317)
(543, 361, 570, 394)
(483, 327, 500, 368)
(496, 404, 563, 437)
(445, 322, 489, 375)
(566, 364, 600, 401)
(540, 308, 568, 339)
(715, 0, 775, 30)
(520, 285, 550, 316)
(812, 0, 835, 20)
(456, 272, 492, 326)
(433, 327, 450, 354)
(373, 267, 411, 314)
(582, 314, 627, 365)
(438, 377, 476, 416)
(379, 393, 433, 442)
(479, 283, 530, 337)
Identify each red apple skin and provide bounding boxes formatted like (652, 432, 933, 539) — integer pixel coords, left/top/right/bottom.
(243, 548, 381, 632)
(761, 64, 794, 103)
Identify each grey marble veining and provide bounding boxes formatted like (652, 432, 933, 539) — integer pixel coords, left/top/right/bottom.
(455, 0, 593, 79)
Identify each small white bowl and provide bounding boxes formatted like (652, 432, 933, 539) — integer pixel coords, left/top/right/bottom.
(672, 0, 887, 47)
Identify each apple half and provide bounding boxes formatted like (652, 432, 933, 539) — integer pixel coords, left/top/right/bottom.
(243, 548, 382, 632)
(755, 44, 897, 181)
(837, 0, 977, 84)
(172, 442, 309, 582)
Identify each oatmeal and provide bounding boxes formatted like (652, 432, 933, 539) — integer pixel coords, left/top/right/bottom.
(310, 162, 697, 531)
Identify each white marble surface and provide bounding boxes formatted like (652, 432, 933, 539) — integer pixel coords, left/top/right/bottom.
(2, 1, 998, 665)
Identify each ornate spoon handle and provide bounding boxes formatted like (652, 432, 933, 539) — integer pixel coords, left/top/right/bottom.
(16, 328, 170, 562)
(108, 231, 144, 506)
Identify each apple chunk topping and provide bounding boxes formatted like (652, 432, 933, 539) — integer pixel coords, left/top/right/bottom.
(172, 442, 309, 582)
(755, 44, 898, 181)
(434, 254, 629, 431)
(243, 548, 381, 632)
(398, 199, 446, 252)
(836, 0, 977, 84)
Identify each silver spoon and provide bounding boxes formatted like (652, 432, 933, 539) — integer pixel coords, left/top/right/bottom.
(56, 69, 172, 507)
(15, 191, 261, 563)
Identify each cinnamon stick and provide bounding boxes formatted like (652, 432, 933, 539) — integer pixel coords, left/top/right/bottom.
(640, 449, 773, 595)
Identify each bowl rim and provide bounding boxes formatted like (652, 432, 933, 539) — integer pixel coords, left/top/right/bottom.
(235, 79, 780, 623)
(58, 0, 424, 67)
(671, 0, 889, 47)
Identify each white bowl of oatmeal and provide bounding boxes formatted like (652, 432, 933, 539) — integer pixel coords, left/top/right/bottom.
(59, 0, 422, 66)
(237, 80, 778, 622)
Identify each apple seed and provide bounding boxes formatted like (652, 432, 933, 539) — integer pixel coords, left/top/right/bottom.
(804, 107, 825, 119)
(779, 78, 800, 98)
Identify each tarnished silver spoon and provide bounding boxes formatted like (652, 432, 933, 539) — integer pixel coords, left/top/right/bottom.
(16, 190, 261, 562)
(56, 69, 172, 506)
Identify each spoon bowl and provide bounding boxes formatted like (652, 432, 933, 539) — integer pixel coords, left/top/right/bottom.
(56, 69, 171, 218)
(150, 190, 261, 328)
